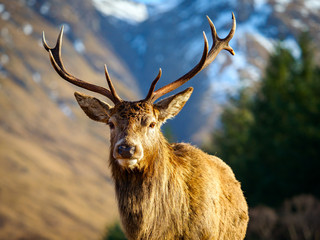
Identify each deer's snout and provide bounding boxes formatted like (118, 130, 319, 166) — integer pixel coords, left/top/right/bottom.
(117, 144, 136, 159)
(113, 139, 144, 168)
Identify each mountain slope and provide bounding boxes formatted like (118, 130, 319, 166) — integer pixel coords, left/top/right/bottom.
(92, 0, 320, 143)
(1, 0, 320, 239)
(0, 0, 139, 239)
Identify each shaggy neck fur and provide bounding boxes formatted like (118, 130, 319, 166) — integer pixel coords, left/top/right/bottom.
(109, 134, 189, 240)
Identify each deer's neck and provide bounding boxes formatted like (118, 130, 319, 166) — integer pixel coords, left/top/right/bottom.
(110, 136, 188, 239)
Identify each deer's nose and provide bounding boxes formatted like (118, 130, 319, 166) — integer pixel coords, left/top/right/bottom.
(117, 144, 136, 159)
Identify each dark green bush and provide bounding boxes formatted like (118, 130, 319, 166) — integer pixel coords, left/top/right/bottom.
(102, 222, 127, 240)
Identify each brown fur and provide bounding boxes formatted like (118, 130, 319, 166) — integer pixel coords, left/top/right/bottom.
(44, 15, 247, 238)
(74, 90, 249, 240)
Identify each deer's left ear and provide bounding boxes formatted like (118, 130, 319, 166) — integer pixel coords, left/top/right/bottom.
(154, 87, 193, 122)
(74, 92, 112, 122)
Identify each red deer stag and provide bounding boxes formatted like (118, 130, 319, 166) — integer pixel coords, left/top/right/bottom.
(43, 13, 248, 240)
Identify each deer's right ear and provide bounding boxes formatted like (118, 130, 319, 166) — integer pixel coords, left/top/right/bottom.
(74, 92, 112, 122)
(154, 87, 193, 123)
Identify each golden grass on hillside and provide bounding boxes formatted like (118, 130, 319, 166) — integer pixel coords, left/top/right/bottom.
(0, 0, 139, 239)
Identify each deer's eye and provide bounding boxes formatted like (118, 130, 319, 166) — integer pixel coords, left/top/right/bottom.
(108, 121, 115, 130)
(149, 122, 156, 128)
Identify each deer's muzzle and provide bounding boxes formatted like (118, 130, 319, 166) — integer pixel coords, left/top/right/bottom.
(117, 144, 136, 159)
(113, 139, 144, 168)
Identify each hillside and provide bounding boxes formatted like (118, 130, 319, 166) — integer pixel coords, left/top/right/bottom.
(0, 0, 139, 239)
(1, 0, 320, 239)
(92, 0, 320, 143)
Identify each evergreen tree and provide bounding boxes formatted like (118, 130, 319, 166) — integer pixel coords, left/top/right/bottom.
(210, 90, 253, 179)
(209, 33, 320, 207)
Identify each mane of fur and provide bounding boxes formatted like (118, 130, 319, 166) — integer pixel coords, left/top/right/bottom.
(109, 134, 249, 240)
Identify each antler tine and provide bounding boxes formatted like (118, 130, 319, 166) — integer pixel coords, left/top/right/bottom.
(42, 31, 51, 51)
(42, 26, 68, 73)
(148, 32, 209, 103)
(147, 13, 236, 103)
(203, 12, 236, 69)
(42, 26, 118, 104)
(104, 65, 122, 104)
(144, 68, 162, 102)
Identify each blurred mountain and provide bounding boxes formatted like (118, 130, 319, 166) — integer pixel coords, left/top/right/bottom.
(91, 0, 320, 143)
(1, 0, 320, 239)
(0, 0, 139, 239)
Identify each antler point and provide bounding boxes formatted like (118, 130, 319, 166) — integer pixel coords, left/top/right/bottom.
(57, 26, 64, 47)
(202, 32, 209, 51)
(42, 31, 50, 51)
(206, 15, 212, 24)
(59, 25, 65, 37)
(226, 46, 235, 55)
(202, 31, 207, 40)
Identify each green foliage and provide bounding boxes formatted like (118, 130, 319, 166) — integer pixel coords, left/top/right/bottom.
(208, 33, 320, 207)
(102, 222, 127, 240)
(212, 90, 254, 178)
(163, 124, 176, 143)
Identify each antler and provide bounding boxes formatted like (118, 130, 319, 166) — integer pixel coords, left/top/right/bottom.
(42, 26, 122, 104)
(145, 13, 236, 103)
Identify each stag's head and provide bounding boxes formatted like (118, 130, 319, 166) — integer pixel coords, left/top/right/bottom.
(42, 14, 236, 169)
(73, 87, 193, 169)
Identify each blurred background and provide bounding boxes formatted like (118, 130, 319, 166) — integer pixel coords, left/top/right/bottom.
(0, 0, 319, 239)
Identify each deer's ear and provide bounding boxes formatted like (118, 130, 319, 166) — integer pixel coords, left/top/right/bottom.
(74, 92, 112, 122)
(154, 87, 193, 122)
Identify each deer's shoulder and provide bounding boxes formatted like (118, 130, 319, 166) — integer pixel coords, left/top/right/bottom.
(171, 142, 235, 177)
(171, 142, 218, 161)
(171, 142, 204, 157)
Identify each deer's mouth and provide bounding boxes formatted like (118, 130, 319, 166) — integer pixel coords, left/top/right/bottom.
(116, 158, 139, 168)
(113, 150, 143, 169)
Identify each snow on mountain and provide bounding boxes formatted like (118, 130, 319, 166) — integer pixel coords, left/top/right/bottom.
(206, 2, 273, 100)
(274, 0, 291, 12)
(144, 0, 183, 17)
(92, 0, 148, 24)
(90, 0, 320, 143)
(304, 0, 320, 13)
